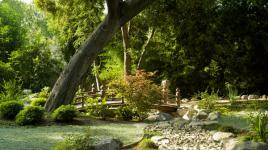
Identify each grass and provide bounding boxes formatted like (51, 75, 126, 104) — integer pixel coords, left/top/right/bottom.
(0, 119, 146, 150)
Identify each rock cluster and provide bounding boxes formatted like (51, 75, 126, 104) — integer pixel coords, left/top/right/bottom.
(145, 112, 174, 122)
(177, 105, 221, 122)
(145, 119, 224, 150)
(240, 94, 267, 100)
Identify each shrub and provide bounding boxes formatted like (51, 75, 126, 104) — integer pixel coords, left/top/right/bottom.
(248, 111, 268, 142)
(52, 105, 78, 122)
(116, 106, 135, 121)
(198, 90, 218, 110)
(53, 134, 91, 150)
(15, 106, 44, 125)
(0, 80, 23, 102)
(225, 82, 238, 105)
(110, 70, 162, 114)
(0, 101, 24, 119)
(53, 131, 121, 150)
(137, 138, 158, 150)
(86, 97, 115, 119)
(0, 61, 15, 90)
(31, 97, 47, 107)
(38, 87, 50, 98)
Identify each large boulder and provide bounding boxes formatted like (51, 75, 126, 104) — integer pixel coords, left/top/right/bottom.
(193, 111, 208, 121)
(181, 98, 190, 103)
(182, 109, 197, 120)
(260, 95, 267, 100)
(240, 95, 248, 100)
(212, 132, 234, 141)
(208, 112, 221, 121)
(145, 112, 173, 122)
(94, 139, 123, 150)
(248, 94, 259, 100)
(177, 107, 189, 117)
(231, 141, 268, 150)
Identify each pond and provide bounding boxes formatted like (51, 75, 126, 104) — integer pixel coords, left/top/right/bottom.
(0, 120, 146, 150)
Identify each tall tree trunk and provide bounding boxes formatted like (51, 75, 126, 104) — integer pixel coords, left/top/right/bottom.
(137, 27, 155, 69)
(93, 61, 100, 91)
(45, 0, 154, 112)
(121, 23, 131, 80)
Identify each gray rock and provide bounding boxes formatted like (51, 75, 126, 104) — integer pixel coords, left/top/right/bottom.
(232, 141, 268, 150)
(159, 112, 173, 121)
(145, 114, 159, 122)
(189, 120, 219, 127)
(94, 139, 122, 150)
(181, 98, 190, 102)
(183, 109, 197, 120)
(248, 94, 259, 100)
(240, 95, 248, 100)
(177, 107, 188, 117)
(151, 136, 170, 146)
(208, 112, 221, 121)
(171, 118, 189, 129)
(194, 111, 208, 120)
(146, 112, 173, 122)
(260, 95, 267, 100)
(212, 132, 234, 141)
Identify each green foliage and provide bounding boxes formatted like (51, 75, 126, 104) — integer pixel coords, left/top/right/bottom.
(198, 90, 218, 110)
(113, 70, 162, 113)
(10, 47, 62, 91)
(0, 80, 23, 102)
(15, 106, 44, 125)
(247, 112, 268, 142)
(53, 131, 99, 150)
(0, 101, 23, 119)
(38, 87, 50, 98)
(116, 106, 135, 121)
(52, 105, 78, 122)
(0, 62, 15, 88)
(86, 97, 115, 119)
(35, 0, 104, 61)
(144, 130, 163, 138)
(31, 97, 46, 107)
(137, 138, 158, 150)
(226, 82, 238, 104)
(0, 0, 25, 62)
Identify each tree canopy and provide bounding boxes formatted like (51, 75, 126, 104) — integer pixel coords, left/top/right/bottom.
(0, 0, 267, 111)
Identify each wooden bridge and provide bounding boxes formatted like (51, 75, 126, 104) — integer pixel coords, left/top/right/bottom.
(74, 84, 181, 113)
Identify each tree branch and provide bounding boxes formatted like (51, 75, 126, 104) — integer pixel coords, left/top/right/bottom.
(106, 0, 120, 21)
(119, 0, 155, 26)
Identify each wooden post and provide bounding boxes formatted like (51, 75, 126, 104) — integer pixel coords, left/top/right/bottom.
(121, 96, 124, 104)
(100, 85, 105, 98)
(91, 83, 96, 94)
(161, 80, 169, 104)
(82, 97, 85, 109)
(176, 88, 181, 107)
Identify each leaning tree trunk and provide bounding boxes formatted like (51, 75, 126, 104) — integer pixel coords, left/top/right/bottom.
(137, 27, 155, 69)
(45, 0, 154, 112)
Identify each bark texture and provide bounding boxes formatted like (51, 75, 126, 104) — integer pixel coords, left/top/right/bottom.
(121, 23, 131, 80)
(137, 27, 155, 69)
(45, 0, 154, 112)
